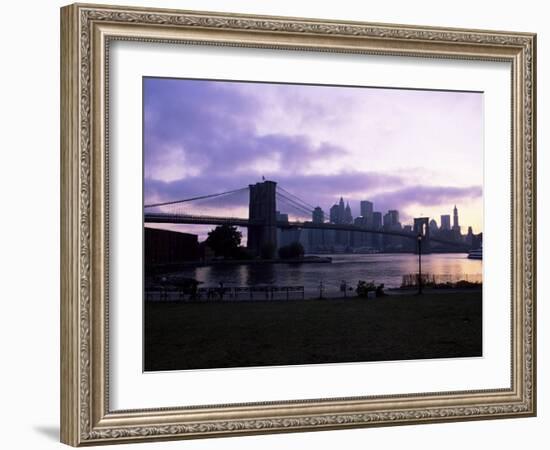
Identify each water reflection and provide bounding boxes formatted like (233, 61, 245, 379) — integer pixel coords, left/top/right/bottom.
(180, 253, 481, 299)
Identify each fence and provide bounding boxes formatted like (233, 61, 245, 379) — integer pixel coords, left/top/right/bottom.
(401, 273, 482, 288)
(145, 285, 305, 302)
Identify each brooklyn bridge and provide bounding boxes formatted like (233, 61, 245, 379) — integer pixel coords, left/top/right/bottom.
(144, 180, 469, 256)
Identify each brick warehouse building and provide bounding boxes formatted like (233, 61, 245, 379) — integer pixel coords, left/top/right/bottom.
(144, 227, 199, 266)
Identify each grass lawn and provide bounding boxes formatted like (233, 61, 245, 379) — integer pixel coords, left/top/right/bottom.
(144, 290, 482, 371)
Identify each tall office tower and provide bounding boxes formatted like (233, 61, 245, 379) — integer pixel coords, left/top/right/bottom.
(383, 212, 392, 228)
(429, 219, 439, 233)
(352, 216, 366, 247)
(354, 216, 365, 226)
(465, 226, 474, 246)
(330, 204, 340, 224)
(360, 200, 373, 218)
(311, 206, 326, 251)
(372, 212, 382, 229)
(372, 212, 383, 250)
(383, 210, 400, 251)
(312, 206, 324, 224)
(338, 197, 345, 222)
(452, 205, 460, 232)
(344, 202, 353, 224)
(360, 200, 374, 227)
(388, 210, 400, 227)
(440, 214, 451, 230)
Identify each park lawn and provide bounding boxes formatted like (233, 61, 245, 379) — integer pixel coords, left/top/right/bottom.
(144, 290, 482, 371)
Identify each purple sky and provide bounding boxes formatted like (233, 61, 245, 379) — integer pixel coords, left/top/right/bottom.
(144, 77, 483, 234)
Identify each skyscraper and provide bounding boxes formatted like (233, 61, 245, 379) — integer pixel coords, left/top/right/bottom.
(465, 226, 474, 246)
(383, 212, 392, 228)
(330, 197, 346, 224)
(312, 206, 324, 224)
(310, 207, 326, 250)
(360, 200, 373, 218)
(344, 202, 353, 224)
(372, 212, 383, 250)
(328, 197, 350, 246)
(388, 210, 400, 227)
(383, 210, 401, 251)
(440, 214, 451, 230)
(329, 197, 352, 225)
(329, 204, 340, 224)
(452, 205, 460, 233)
(372, 212, 382, 229)
(352, 216, 366, 247)
(338, 197, 345, 223)
(360, 200, 374, 227)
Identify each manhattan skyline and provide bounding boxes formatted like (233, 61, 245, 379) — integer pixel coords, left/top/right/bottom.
(144, 77, 484, 234)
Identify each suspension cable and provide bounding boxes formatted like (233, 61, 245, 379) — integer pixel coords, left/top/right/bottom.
(277, 186, 317, 210)
(276, 192, 313, 216)
(144, 187, 248, 209)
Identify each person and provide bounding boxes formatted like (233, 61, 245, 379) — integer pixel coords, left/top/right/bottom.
(340, 280, 347, 298)
(188, 279, 198, 300)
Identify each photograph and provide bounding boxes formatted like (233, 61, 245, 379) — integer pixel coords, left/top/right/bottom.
(143, 77, 484, 372)
(58, 3, 536, 445)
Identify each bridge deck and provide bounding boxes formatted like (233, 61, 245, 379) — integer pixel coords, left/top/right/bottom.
(143, 213, 468, 249)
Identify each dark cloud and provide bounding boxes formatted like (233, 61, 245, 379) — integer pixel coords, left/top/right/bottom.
(145, 170, 403, 215)
(275, 172, 403, 208)
(143, 78, 482, 226)
(144, 78, 347, 179)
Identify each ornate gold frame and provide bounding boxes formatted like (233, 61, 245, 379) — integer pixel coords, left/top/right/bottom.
(60, 3, 536, 446)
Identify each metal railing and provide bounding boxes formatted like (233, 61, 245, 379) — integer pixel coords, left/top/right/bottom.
(401, 273, 482, 288)
(145, 285, 305, 302)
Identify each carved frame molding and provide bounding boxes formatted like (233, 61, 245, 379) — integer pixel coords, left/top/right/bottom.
(61, 3, 536, 446)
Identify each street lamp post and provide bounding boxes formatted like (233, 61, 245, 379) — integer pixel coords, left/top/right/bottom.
(417, 233, 423, 295)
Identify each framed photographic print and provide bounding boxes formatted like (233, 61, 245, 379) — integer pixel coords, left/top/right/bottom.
(60, 3, 537, 446)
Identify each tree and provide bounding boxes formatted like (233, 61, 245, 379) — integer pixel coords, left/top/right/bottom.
(278, 242, 305, 259)
(356, 280, 375, 298)
(356, 280, 385, 298)
(205, 225, 242, 258)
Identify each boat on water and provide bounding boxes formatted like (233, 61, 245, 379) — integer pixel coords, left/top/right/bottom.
(467, 246, 482, 260)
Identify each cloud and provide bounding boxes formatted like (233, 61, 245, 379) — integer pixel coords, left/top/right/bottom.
(144, 78, 348, 183)
(145, 170, 405, 217)
(143, 77, 484, 230)
(371, 185, 482, 213)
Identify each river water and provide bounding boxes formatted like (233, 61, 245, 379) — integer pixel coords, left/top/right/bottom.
(175, 253, 482, 299)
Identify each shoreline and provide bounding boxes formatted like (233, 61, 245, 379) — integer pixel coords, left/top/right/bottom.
(147, 255, 332, 271)
(144, 286, 482, 302)
(147, 251, 473, 272)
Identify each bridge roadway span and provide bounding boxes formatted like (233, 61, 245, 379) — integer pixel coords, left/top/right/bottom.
(144, 213, 467, 248)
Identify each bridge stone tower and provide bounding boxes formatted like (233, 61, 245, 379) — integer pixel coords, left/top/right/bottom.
(248, 180, 278, 257)
(413, 217, 431, 254)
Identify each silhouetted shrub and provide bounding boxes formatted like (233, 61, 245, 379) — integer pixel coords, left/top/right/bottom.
(356, 280, 376, 298)
(278, 242, 305, 259)
(356, 280, 385, 298)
